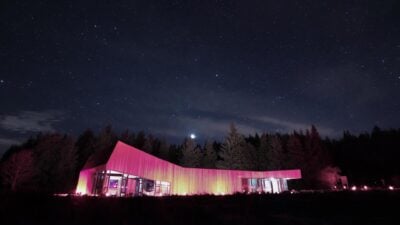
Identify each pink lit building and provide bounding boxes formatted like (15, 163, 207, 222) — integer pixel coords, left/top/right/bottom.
(76, 141, 301, 196)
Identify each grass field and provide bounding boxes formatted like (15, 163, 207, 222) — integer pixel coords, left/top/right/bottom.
(0, 191, 398, 225)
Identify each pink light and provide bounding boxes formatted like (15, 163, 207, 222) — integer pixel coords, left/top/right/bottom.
(389, 186, 394, 190)
(76, 141, 302, 196)
(351, 186, 357, 191)
(343, 185, 347, 190)
(363, 185, 368, 190)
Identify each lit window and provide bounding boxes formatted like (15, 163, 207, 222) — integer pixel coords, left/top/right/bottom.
(109, 179, 119, 189)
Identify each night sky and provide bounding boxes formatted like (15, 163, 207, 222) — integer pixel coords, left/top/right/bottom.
(1, 0, 400, 154)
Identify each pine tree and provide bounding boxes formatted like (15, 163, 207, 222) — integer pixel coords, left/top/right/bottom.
(158, 139, 169, 160)
(142, 134, 154, 153)
(304, 125, 331, 187)
(181, 138, 202, 167)
(203, 140, 217, 168)
(94, 125, 118, 154)
(75, 129, 96, 170)
(266, 135, 284, 170)
(257, 134, 270, 170)
(217, 123, 252, 170)
(119, 129, 131, 143)
(34, 134, 77, 193)
(55, 135, 77, 192)
(150, 137, 161, 156)
(167, 144, 182, 165)
(121, 131, 136, 146)
(286, 132, 305, 170)
(134, 131, 146, 149)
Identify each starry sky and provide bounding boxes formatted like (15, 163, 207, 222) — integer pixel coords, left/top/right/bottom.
(1, 0, 400, 154)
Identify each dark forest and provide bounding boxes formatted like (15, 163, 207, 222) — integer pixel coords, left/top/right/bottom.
(1, 125, 399, 194)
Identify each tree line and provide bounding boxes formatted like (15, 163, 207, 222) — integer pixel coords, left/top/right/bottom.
(1, 124, 400, 193)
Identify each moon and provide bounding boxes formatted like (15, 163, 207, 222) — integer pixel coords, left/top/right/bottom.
(190, 133, 196, 139)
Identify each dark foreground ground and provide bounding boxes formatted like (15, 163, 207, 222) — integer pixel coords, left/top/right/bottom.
(0, 191, 399, 225)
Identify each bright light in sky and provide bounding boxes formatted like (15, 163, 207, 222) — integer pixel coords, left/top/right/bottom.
(190, 133, 196, 139)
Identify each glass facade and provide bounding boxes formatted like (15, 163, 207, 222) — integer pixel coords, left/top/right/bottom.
(91, 171, 289, 196)
(242, 178, 288, 193)
(92, 170, 171, 197)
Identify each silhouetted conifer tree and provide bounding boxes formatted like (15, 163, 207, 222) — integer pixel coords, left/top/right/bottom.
(181, 138, 202, 167)
(256, 134, 270, 170)
(217, 123, 252, 170)
(75, 129, 96, 170)
(266, 135, 284, 170)
(203, 140, 217, 168)
(286, 132, 305, 170)
(34, 134, 77, 193)
(134, 131, 146, 149)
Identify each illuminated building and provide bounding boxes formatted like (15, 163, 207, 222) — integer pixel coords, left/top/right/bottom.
(76, 141, 301, 196)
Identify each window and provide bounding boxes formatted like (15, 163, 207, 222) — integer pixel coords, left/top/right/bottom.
(109, 179, 119, 189)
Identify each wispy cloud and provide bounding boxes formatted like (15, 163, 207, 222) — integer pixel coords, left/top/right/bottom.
(177, 116, 261, 137)
(153, 128, 184, 139)
(251, 115, 337, 136)
(169, 111, 338, 139)
(0, 110, 64, 133)
(149, 115, 260, 141)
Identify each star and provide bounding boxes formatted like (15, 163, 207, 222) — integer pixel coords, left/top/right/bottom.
(190, 133, 196, 139)
(0, 79, 4, 83)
